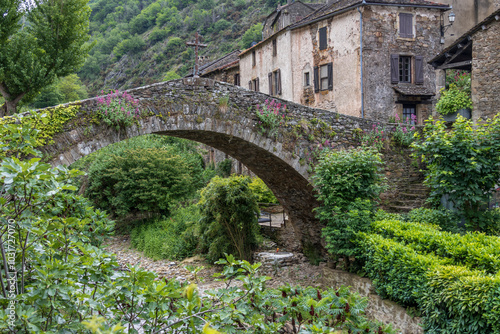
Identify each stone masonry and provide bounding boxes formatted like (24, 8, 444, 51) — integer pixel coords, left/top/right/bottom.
(471, 14, 500, 121)
(34, 78, 426, 252)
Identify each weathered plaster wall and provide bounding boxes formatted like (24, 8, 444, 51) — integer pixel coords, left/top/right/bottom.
(362, 6, 442, 122)
(471, 17, 500, 121)
(439, 0, 500, 46)
(291, 11, 361, 117)
(240, 31, 294, 101)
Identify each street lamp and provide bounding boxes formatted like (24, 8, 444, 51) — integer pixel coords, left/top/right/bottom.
(441, 10, 456, 44)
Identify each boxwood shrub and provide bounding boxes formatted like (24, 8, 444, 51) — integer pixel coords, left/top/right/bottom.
(371, 219, 500, 274)
(357, 229, 500, 333)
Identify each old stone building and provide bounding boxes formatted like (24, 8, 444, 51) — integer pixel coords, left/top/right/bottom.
(189, 50, 241, 85)
(437, 0, 499, 46)
(240, 0, 451, 123)
(262, 1, 324, 39)
(430, 9, 500, 122)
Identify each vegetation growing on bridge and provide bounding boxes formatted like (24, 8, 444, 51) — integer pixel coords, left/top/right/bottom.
(0, 118, 395, 334)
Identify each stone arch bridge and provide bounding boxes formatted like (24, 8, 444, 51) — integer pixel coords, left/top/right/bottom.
(32, 78, 384, 252)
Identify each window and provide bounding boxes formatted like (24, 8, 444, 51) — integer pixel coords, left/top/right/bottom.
(319, 27, 327, 50)
(249, 78, 259, 91)
(320, 65, 329, 90)
(234, 73, 240, 86)
(268, 69, 281, 95)
(390, 55, 424, 84)
(272, 39, 277, 57)
(403, 104, 417, 124)
(399, 13, 413, 38)
(313, 63, 333, 92)
(252, 50, 256, 67)
(399, 56, 411, 83)
(304, 72, 310, 87)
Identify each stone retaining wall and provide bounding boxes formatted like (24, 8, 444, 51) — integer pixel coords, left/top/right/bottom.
(322, 268, 423, 334)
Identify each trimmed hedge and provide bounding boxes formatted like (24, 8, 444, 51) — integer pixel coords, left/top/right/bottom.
(358, 233, 450, 306)
(371, 219, 500, 274)
(357, 231, 500, 333)
(422, 266, 500, 334)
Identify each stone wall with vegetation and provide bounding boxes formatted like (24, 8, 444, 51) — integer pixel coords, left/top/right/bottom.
(322, 268, 423, 334)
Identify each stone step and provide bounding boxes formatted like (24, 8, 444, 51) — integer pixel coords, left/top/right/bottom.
(383, 205, 416, 212)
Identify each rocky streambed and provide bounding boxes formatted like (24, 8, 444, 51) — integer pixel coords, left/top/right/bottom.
(103, 235, 324, 290)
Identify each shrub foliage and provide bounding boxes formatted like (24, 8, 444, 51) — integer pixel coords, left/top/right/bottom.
(412, 115, 500, 233)
(198, 175, 260, 262)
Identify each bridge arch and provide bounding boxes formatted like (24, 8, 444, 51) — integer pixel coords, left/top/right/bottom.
(38, 78, 379, 251)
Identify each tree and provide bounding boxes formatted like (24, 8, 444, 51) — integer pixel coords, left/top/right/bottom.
(198, 175, 260, 262)
(240, 23, 262, 49)
(0, 0, 92, 116)
(412, 116, 500, 232)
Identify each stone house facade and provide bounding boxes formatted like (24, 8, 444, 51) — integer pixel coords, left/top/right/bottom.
(239, 0, 450, 123)
(190, 50, 241, 86)
(437, 0, 500, 47)
(430, 9, 500, 122)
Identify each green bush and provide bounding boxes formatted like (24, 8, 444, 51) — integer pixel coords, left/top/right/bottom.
(421, 266, 500, 334)
(112, 35, 145, 60)
(130, 204, 200, 260)
(83, 136, 205, 217)
(248, 177, 278, 204)
(371, 219, 500, 274)
(358, 233, 450, 306)
(322, 199, 375, 267)
(215, 158, 232, 177)
(405, 207, 462, 233)
(358, 226, 500, 333)
(412, 115, 500, 233)
(312, 147, 385, 214)
(198, 175, 260, 262)
(435, 83, 472, 115)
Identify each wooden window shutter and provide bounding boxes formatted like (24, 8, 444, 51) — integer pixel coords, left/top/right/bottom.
(249, 80, 252, 90)
(319, 27, 327, 50)
(399, 13, 413, 38)
(314, 66, 319, 93)
(327, 62, 333, 91)
(390, 54, 399, 84)
(268, 72, 273, 95)
(415, 56, 424, 84)
(256, 77, 259, 92)
(277, 69, 282, 95)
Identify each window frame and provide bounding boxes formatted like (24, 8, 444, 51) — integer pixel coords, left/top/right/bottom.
(272, 39, 277, 57)
(304, 72, 310, 87)
(319, 27, 327, 50)
(402, 104, 417, 124)
(399, 12, 414, 39)
(252, 50, 256, 67)
(320, 64, 329, 90)
(399, 56, 412, 83)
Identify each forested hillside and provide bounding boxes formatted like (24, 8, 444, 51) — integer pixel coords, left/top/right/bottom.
(78, 0, 319, 95)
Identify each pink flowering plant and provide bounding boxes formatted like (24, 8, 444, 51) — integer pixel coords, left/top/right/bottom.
(255, 99, 287, 137)
(360, 123, 387, 151)
(391, 113, 417, 146)
(96, 90, 141, 129)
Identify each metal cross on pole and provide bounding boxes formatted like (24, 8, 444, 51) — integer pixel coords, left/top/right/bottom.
(186, 32, 208, 78)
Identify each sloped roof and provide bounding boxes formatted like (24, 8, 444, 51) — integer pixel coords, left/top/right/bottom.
(241, 0, 450, 56)
(429, 8, 500, 69)
(393, 83, 435, 96)
(187, 50, 240, 77)
(291, 0, 449, 29)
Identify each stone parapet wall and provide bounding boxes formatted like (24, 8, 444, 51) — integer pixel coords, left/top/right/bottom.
(472, 18, 500, 121)
(322, 268, 423, 334)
